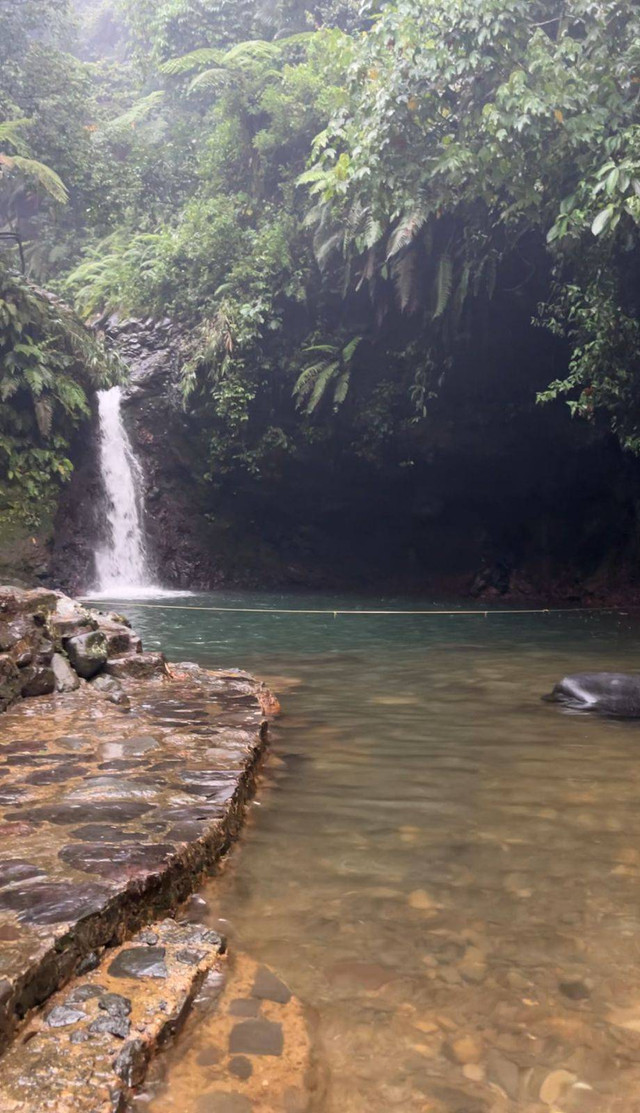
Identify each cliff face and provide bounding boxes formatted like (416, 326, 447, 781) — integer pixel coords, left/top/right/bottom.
(51, 318, 223, 594)
(46, 317, 640, 601)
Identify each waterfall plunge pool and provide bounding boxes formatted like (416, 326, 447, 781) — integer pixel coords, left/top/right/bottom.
(97, 590, 640, 1112)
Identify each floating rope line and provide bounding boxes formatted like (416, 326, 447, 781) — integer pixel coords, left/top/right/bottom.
(83, 601, 630, 617)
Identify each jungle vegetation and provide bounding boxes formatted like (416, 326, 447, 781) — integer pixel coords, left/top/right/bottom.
(1, 0, 640, 543)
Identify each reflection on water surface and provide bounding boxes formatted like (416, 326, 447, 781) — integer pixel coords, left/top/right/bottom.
(114, 593, 640, 1112)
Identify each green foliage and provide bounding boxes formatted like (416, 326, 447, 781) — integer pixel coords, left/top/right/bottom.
(0, 262, 119, 525)
(8, 0, 640, 547)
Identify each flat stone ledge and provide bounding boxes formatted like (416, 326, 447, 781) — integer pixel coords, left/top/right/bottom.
(0, 662, 272, 1051)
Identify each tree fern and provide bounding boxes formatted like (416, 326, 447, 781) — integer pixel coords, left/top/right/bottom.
(188, 68, 228, 94)
(0, 119, 30, 155)
(105, 91, 165, 132)
(160, 49, 223, 77)
(222, 40, 280, 65)
(294, 338, 362, 414)
(0, 153, 68, 204)
(308, 361, 340, 412)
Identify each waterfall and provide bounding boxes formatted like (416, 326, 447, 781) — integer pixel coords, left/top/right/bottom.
(94, 386, 154, 595)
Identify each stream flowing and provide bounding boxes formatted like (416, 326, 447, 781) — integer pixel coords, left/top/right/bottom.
(89, 591, 640, 1112)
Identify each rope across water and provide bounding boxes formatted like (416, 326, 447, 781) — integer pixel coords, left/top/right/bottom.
(84, 602, 630, 617)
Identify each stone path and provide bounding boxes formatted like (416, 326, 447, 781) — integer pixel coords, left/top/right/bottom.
(0, 660, 272, 1049)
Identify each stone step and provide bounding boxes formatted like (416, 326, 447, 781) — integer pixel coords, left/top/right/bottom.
(139, 951, 327, 1113)
(0, 919, 226, 1113)
(0, 664, 272, 1050)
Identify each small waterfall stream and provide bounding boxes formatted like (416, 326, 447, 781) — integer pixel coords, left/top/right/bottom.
(94, 386, 154, 595)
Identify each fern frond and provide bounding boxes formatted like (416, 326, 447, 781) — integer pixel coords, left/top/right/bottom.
(160, 49, 222, 76)
(188, 68, 228, 93)
(105, 91, 165, 131)
(433, 251, 453, 318)
(34, 397, 53, 438)
(392, 251, 419, 313)
(386, 207, 429, 260)
(222, 40, 279, 65)
(342, 336, 362, 363)
(333, 369, 351, 409)
(0, 119, 31, 155)
(294, 358, 334, 404)
(346, 199, 368, 237)
(308, 361, 340, 413)
(0, 154, 69, 203)
(363, 213, 383, 250)
(314, 228, 344, 269)
(453, 260, 471, 322)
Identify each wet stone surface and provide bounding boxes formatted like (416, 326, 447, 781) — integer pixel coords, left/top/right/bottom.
(140, 952, 316, 1113)
(109, 946, 169, 980)
(0, 655, 270, 1049)
(0, 919, 225, 1113)
(229, 1018, 284, 1057)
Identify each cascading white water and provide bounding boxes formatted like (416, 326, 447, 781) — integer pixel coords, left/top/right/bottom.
(94, 386, 154, 595)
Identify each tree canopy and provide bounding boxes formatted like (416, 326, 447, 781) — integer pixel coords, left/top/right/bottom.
(3, 0, 640, 535)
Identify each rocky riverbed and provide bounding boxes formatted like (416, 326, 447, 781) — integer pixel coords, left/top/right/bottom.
(0, 586, 279, 1108)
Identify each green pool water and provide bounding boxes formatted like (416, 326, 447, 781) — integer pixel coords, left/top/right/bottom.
(91, 591, 640, 1113)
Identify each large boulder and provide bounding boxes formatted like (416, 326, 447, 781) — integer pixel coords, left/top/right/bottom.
(0, 654, 21, 711)
(105, 652, 166, 681)
(65, 631, 108, 680)
(0, 587, 59, 618)
(49, 595, 97, 647)
(100, 622, 143, 659)
(51, 653, 81, 693)
(546, 672, 640, 717)
(19, 664, 55, 698)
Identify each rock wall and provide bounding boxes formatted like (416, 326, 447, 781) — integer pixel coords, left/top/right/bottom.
(45, 315, 640, 602)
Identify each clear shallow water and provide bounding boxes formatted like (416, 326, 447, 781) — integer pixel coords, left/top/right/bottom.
(109, 591, 640, 1112)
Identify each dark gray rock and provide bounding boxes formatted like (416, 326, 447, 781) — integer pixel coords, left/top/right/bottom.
(0, 881, 109, 925)
(99, 992, 132, 1018)
(113, 1039, 148, 1087)
(52, 653, 81, 693)
(176, 947, 207, 966)
(251, 966, 292, 1004)
(19, 664, 55, 698)
(65, 631, 108, 680)
(89, 1012, 131, 1039)
(228, 998, 261, 1018)
(546, 672, 640, 717)
(229, 1056, 253, 1080)
(108, 946, 168, 980)
(46, 1004, 88, 1028)
(229, 1018, 284, 1057)
(77, 951, 101, 975)
(67, 984, 106, 1004)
